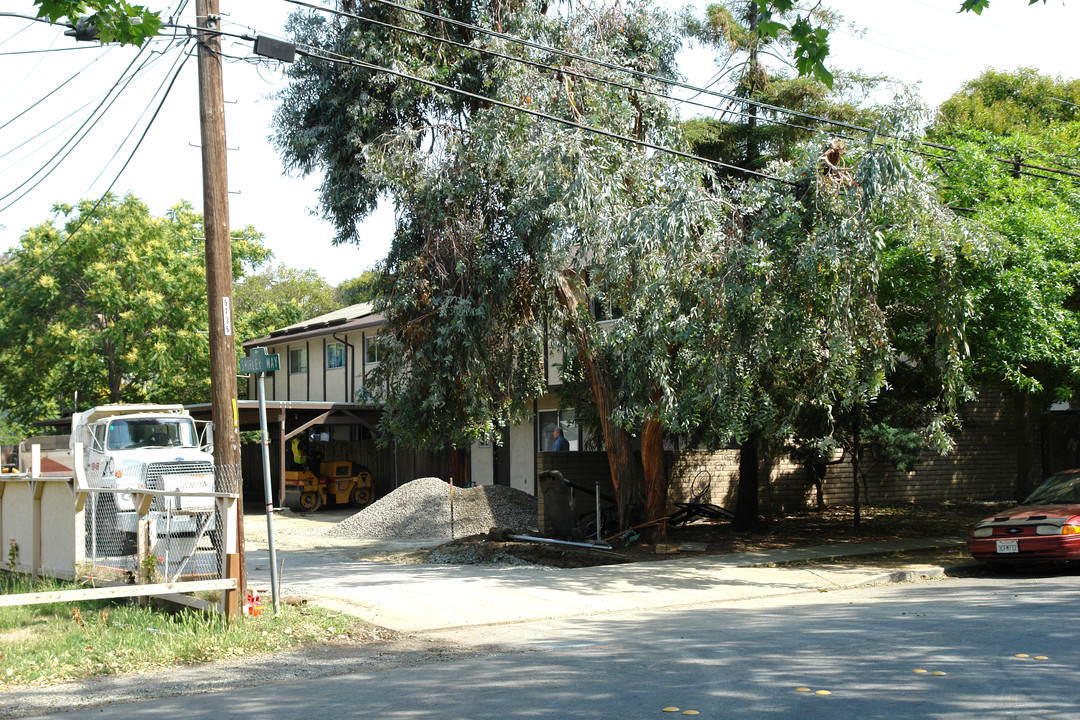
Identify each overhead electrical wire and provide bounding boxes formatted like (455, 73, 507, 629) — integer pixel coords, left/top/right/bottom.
(288, 0, 1080, 184)
(0, 38, 196, 289)
(0, 38, 169, 212)
(83, 41, 194, 192)
(0, 45, 115, 132)
(293, 44, 796, 186)
(285, 0, 946, 153)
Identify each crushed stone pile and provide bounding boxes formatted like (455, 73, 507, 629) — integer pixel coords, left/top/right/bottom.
(327, 477, 539, 539)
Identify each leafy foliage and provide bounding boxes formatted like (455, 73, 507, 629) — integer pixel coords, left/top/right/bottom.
(335, 270, 381, 306)
(33, 0, 161, 46)
(233, 264, 337, 341)
(0, 194, 269, 426)
(929, 69, 1080, 402)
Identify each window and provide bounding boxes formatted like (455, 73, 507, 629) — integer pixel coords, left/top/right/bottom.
(326, 342, 346, 370)
(538, 410, 578, 451)
(590, 295, 623, 322)
(365, 335, 385, 365)
(289, 347, 307, 374)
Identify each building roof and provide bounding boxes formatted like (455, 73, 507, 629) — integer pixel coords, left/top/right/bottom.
(243, 302, 385, 348)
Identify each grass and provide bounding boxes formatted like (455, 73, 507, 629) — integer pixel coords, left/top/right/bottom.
(0, 572, 389, 689)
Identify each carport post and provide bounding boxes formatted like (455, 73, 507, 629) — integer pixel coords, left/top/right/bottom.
(256, 371, 280, 615)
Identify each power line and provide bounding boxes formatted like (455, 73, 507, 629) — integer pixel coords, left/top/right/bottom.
(84, 42, 195, 193)
(0, 45, 101, 55)
(0, 45, 114, 132)
(0, 39, 168, 212)
(293, 44, 796, 186)
(294, 1, 1080, 185)
(285, 0, 941, 153)
(0, 39, 195, 289)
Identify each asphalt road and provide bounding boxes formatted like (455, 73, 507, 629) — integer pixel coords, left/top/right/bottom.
(19, 570, 1079, 719)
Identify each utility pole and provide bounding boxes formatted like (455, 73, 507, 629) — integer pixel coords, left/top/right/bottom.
(197, 0, 244, 617)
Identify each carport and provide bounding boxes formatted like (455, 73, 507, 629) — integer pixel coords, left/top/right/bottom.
(185, 401, 383, 504)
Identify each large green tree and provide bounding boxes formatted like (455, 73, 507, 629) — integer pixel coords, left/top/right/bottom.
(0, 194, 269, 427)
(275, 0, 975, 531)
(233, 263, 337, 340)
(928, 68, 1080, 496)
(276, 0, 690, 526)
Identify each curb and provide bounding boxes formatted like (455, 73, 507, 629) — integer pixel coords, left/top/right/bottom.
(859, 562, 989, 587)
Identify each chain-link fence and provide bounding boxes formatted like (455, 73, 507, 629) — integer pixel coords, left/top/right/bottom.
(80, 461, 238, 582)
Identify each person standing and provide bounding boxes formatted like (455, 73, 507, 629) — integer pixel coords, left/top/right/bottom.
(552, 427, 570, 452)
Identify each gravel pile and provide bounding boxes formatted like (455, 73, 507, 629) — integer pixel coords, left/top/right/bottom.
(326, 477, 539, 540)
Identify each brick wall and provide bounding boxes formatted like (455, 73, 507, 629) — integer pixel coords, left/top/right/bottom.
(535, 386, 1027, 531)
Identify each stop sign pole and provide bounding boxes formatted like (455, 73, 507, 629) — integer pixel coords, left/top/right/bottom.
(240, 348, 281, 615)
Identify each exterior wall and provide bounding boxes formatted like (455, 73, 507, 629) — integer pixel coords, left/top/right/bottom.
(819, 385, 1023, 505)
(251, 328, 373, 404)
(509, 417, 536, 495)
(546, 343, 564, 387)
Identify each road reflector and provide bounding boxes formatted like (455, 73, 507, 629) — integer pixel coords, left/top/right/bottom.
(662, 708, 680, 713)
(1034, 655, 1048, 660)
(815, 690, 832, 695)
(1015, 653, 1029, 658)
(796, 687, 812, 692)
(683, 712, 700, 716)
(930, 671, 947, 676)
(913, 669, 928, 674)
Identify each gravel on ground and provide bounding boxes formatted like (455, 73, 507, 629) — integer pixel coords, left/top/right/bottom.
(326, 478, 539, 540)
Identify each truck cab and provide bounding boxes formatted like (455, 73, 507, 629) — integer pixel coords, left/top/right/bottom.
(76, 405, 216, 546)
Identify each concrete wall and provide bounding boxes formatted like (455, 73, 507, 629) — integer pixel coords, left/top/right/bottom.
(0, 476, 78, 579)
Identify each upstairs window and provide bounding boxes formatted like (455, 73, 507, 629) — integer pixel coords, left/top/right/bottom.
(289, 347, 308, 374)
(326, 342, 346, 370)
(365, 335, 385, 365)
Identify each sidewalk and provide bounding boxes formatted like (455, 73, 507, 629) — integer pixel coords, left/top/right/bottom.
(244, 535, 975, 633)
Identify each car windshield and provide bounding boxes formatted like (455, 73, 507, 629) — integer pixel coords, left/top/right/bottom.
(1023, 472, 1080, 505)
(106, 418, 197, 450)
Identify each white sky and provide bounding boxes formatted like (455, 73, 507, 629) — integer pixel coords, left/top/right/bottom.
(0, 0, 1077, 285)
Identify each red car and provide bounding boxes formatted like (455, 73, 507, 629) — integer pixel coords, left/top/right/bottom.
(968, 469, 1080, 565)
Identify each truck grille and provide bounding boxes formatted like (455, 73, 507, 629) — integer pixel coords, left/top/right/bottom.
(146, 461, 215, 512)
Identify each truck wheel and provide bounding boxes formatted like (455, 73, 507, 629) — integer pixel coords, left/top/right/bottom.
(349, 485, 370, 507)
(296, 490, 322, 513)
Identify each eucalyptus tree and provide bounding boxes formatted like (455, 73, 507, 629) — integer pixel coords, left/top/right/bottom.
(0, 194, 270, 426)
(275, 0, 694, 526)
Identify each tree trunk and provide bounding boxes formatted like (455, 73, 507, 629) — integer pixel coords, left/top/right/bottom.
(641, 417, 667, 538)
(734, 431, 760, 529)
(554, 272, 645, 529)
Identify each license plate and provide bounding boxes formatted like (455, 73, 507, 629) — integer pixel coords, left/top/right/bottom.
(996, 539, 1019, 554)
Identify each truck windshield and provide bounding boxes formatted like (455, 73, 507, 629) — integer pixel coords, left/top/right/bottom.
(106, 419, 198, 450)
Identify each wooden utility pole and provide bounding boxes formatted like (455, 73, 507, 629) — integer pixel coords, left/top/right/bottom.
(197, 0, 244, 617)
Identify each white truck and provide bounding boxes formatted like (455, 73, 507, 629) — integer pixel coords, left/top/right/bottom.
(22, 404, 217, 555)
